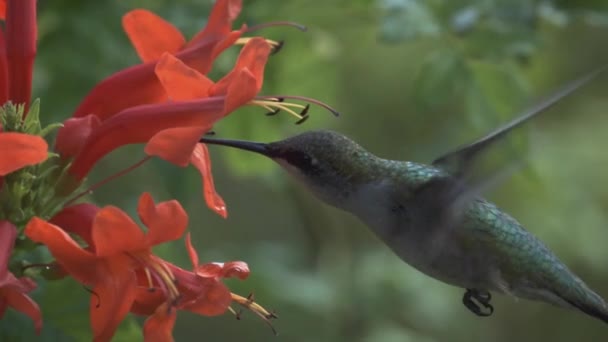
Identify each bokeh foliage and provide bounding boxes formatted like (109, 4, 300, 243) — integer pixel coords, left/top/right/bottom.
(3, 0, 608, 341)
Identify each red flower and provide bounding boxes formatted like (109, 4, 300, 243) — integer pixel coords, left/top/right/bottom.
(0, 0, 37, 110)
(129, 233, 250, 341)
(0, 221, 42, 334)
(61, 38, 271, 217)
(25, 193, 188, 342)
(72, 0, 245, 122)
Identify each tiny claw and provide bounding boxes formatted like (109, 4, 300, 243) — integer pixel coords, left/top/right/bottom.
(295, 115, 309, 125)
(270, 40, 285, 55)
(462, 289, 494, 317)
(265, 108, 281, 116)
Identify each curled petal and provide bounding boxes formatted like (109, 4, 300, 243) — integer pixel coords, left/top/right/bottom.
(154, 53, 213, 101)
(144, 126, 208, 167)
(56, 115, 101, 159)
(211, 37, 271, 97)
(195, 261, 249, 280)
(0, 133, 48, 175)
(69, 98, 225, 180)
(49, 203, 100, 247)
(185, 233, 199, 269)
(190, 144, 226, 218)
(123, 9, 185, 63)
(188, 0, 242, 48)
(137, 193, 188, 246)
(92, 206, 146, 257)
(24, 217, 98, 284)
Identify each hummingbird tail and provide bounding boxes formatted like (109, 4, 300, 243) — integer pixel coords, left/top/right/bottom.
(561, 293, 608, 325)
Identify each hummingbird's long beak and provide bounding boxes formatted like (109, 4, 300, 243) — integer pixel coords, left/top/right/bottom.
(200, 137, 272, 157)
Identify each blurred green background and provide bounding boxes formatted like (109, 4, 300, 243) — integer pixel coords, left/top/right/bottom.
(6, 0, 608, 341)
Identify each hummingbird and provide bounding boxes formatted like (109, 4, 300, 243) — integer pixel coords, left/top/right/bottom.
(201, 68, 608, 324)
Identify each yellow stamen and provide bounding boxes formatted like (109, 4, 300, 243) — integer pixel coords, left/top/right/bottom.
(249, 99, 307, 120)
(131, 254, 180, 304)
(147, 260, 179, 302)
(235, 37, 282, 51)
(231, 292, 278, 335)
(144, 268, 154, 290)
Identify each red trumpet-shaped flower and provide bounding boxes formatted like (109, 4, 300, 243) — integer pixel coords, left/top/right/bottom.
(25, 193, 188, 342)
(72, 0, 245, 122)
(0, 0, 37, 110)
(0, 221, 42, 334)
(61, 38, 271, 217)
(130, 234, 268, 342)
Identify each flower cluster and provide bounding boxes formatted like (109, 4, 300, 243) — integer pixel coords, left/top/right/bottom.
(0, 0, 332, 340)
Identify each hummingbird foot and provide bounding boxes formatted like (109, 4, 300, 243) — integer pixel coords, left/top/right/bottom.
(462, 289, 494, 317)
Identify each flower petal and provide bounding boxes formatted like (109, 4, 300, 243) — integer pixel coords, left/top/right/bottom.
(180, 279, 231, 316)
(154, 52, 213, 101)
(69, 98, 225, 180)
(5, 0, 37, 109)
(187, 0, 242, 48)
(131, 285, 164, 316)
(92, 206, 146, 257)
(210, 37, 271, 97)
(0, 30, 8, 104)
(143, 302, 176, 342)
(123, 10, 185, 63)
(49, 203, 99, 248)
(137, 193, 188, 246)
(4, 288, 42, 334)
(55, 115, 101, 159)
(0, 132, 48, 175)
(196, 261, 249, 280)
(0, 221, 17, 280)
(184, 233, 199, 269)
(190, 144, 226, 218)
(90, 262, 137, 342)
(24, 217, 98, 284)
(72, 62, 168, 121)
(144, 126, 209, 167)
(181, 26, 245, 75)
(223, 68, 258, 114)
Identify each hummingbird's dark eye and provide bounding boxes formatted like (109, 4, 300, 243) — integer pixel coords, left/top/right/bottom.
(283, 150, 313, 170)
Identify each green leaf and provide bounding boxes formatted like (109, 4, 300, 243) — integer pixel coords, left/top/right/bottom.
(378, 0, 441, 43)
(412, 49, 467, 111)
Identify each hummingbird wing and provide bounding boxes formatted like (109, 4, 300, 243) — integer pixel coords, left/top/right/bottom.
(431, 66, 606, 178)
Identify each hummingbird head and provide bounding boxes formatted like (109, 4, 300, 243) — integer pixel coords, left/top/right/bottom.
(201, 130, 377, 203)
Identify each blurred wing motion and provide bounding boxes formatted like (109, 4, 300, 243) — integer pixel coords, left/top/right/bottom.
(432, 66, 607, 178)
(417, 66, 607, 243)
